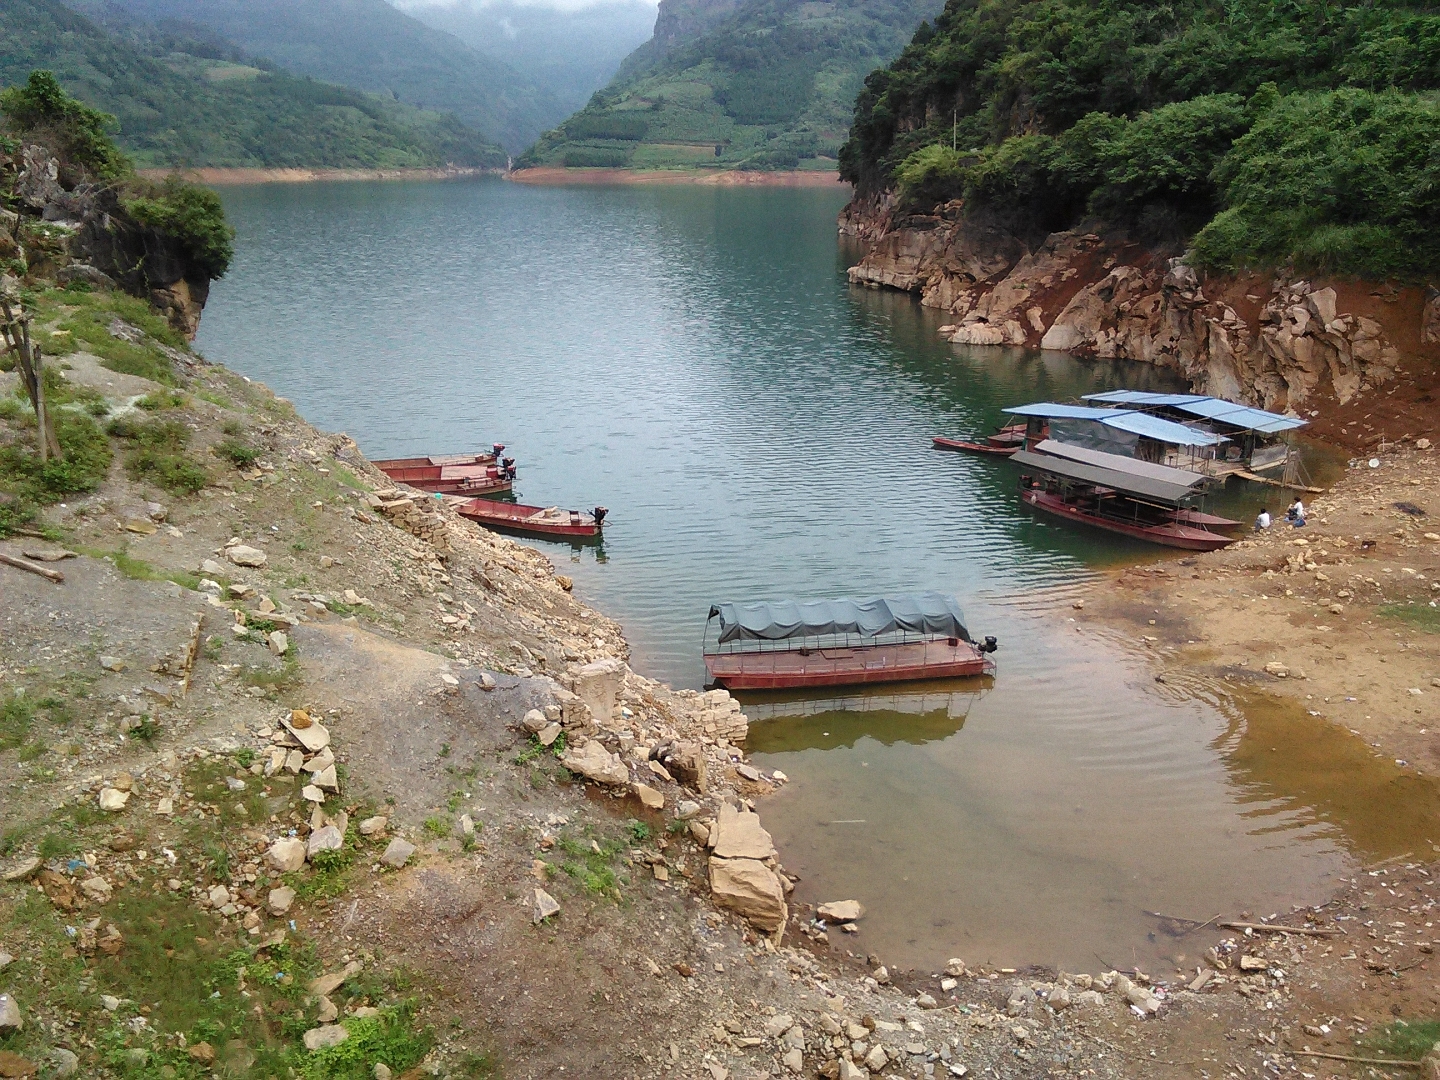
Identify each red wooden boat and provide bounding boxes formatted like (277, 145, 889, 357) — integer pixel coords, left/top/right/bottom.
(373, 447, 516, 496)
(455, 499, 607, 541)
(932, 423, 1026, 456)
(1020, 487, 1235, 551)
(703, 594, 997, 691)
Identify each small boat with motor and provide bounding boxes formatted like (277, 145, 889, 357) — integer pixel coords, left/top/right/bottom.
(373, 445, 517, 496)
(703, 593, 997, 691)
(932, 422, 1028, 456)
(455, 498, 607, 541)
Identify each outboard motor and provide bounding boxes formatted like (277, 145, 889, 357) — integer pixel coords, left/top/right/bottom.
(492, 443, 506, 457)
(980, 635, 999, 653)
(593, 506, 608, 527)
(501, 456, 517, 480)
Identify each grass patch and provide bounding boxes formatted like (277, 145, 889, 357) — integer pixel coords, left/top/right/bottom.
(39, 285, 189, 385)
(0, 689, 70, 751)
(75, 544, 201, 591)
(296, 1000, 432, 1080)
(1378, 603, 1440, 633)
(107, 415, 209, 495)
(422, 816, 451, 839)
(1363, 1018, 1440, 1061)
(0, 409, 113, 525)
(214, 436, 260, 469)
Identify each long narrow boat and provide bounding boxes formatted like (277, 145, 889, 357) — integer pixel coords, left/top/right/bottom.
(455, 499, 607, 541)
(932, 423, 1027, 456)
(373, 449, 516, 496)
(704, 594, 997, 691)
(1019, 487, 1235, 551)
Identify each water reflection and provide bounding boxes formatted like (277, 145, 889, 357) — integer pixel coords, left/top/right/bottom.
(743, 681, 990, 750)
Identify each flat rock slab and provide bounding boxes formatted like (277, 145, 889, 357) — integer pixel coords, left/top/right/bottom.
(708, 856, 786, 932)
(380, 838, 415, 868)
(816, 900, 865, 923)
(709, 803, 775, 860)
(302, 1024, 349, 1050)
(560, 740, 629, 786)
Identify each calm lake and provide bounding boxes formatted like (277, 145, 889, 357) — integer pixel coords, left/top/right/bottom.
(199, 178, 1434, 973)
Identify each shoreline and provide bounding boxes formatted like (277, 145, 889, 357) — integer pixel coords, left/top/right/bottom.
(509, 165, 851, 188)
(136, 165, 504, 186)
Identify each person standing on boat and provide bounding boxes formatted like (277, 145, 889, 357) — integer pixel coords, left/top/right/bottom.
(1255, 508, 1272, 530)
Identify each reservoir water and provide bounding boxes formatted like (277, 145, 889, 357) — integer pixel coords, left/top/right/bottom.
(199, 178, 1437, 973)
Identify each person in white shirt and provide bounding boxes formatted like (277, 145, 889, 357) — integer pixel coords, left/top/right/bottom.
(1255, 509, 1272, 530)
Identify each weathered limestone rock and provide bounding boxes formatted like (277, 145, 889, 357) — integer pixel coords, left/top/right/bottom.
(266, 838, 306, 873)
(303, 1025, 349, 1050)
(633, 783, 664, 809)
(358, 815, 387, 836)
(559, 740, 629, 786)
(226, 544, 268, 568)
(0, 994, 21, 1033)
(533, 888, 561, 923)
(307, 825, 343, 857)
(380, 838, 415, 868)
(569, 658, 626, 725)
(816, 900, 865, 924)
(267, 886, 296, 915)
(708, 857, 786, 932)
(709, 803, 775, 860)
(97, 788, 129, 812)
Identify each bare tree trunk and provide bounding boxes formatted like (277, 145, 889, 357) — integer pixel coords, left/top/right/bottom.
(2, 299, 62, 461)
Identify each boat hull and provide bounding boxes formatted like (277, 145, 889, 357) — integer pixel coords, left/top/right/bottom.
(455, 499, 602, 540)
(1022, 488, 1234, 550)
(932, 436, 1019, 456)
(374, 453, 511, 496)
(705, 638, 994, 690)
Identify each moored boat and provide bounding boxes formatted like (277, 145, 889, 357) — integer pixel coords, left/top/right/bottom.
(455, 499, 607, 540)
(703, 594, 997, 691)
(932, 423, 1027, 456)
(373, 446, 517, 496)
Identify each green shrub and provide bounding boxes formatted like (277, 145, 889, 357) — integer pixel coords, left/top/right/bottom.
(122, 175, 235, 280)
(107, 415, 209, 494)
(0, 70, 129, 178)
(294, 1001, 432, 1080)
(893, 143, 967, 209)
(214, 437, 259, 468)
(564, 113, 649, 141)
(0, 410, 112, 503)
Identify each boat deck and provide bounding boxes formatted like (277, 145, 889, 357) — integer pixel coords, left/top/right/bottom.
(705, 638, 994, 690)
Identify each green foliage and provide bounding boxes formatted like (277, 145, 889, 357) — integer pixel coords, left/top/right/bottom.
(122, 176, 235, 280)
(107, 415, 209, 494)
(624, 818, 651, 843)
(843, 0, 1440, 274)
(0, 1, 509, 169)
(295, 1002, 432, 1080)
(561, 146, 630, 167)
(1376, 601, 1440, 633)
(422, 815, 451, 838)
(0, 69, 128, 177)
(1191, 89, 1440, 278)
(565, 113, 649, 140)
(214, 436, 260, 468)
(0, 408, 113, 506)
(1363, 1018, 1440, 1061)
(894, 142, 966, 209)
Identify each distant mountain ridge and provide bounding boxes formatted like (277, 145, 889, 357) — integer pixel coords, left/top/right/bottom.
(394, 0, 658, 115)
(0, 0, 509, 168)
(71, 0, 567, 151)
(520, 0, 945, 172)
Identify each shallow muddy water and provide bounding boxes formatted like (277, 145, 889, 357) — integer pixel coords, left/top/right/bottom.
(199, 178, 1437, 973)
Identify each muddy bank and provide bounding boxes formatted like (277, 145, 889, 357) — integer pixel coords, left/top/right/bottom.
(841, 196, 1440, 415)
(511, 165, 849, 188)
(1075, 436, 1440, 777)
(137, 165, 503, 186)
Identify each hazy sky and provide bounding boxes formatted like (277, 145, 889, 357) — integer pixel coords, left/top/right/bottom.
(394, 0, 658, 14)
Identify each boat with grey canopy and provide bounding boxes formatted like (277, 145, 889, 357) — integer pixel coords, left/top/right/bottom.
(703, 593, 997, 691)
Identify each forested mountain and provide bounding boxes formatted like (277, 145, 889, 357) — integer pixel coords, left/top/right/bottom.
(0, 0, 508, 168)
(67, 0, 565, 151)
(520, 0, 944, 171)
(395, 0, 657, 114)
(841, 0, 1440, 279)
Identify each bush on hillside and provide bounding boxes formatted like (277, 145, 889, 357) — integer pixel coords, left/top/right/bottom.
(121, 175, 235, 281)
(1191, 88, 1440, 279)
(561, 146, 630, 168)
(0, 70, 129, 178)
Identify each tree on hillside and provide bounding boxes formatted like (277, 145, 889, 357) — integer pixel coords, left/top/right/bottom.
(0, 70, 130, 178)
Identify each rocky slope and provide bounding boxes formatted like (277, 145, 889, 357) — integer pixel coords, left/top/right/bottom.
(842, 196, 1440, 412)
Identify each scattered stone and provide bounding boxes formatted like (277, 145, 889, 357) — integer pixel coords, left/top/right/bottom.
(316, 997, 339, 1023)
(186, 1042, 216, 1064)
(533, 888, 561, 923)
(479, 673, 497, 690)
(155, 797, 174, 816)
(312, 764, 339, 792)
(0, 1050, 35, 1078)
(0, 994, 21, 1033)
(735, 763, 763, 782)
(358, 816, 388, 837)
(708, 856, 786, 932)
(100, 995, 120, 1012)
(302, 1025, 349, 1051)
(227, 545, 268, 568)
(208, 884, 230, 908)
(307, 825, 343, 857)
(266, 838, 307, 873)
(916, 992, 938, 1008)
(816, 900, 865, 924)
(80, 876, 112, 903)
(782, 1048, 804, 1073)
(675, 800, 701, 820)
(283, 716, 331, 752)
(267, 631, 289, 656)
(1263, 661, 1288, 677)
(1238, 955, 1268, 972)
(301, 785, 325, 804)
(1, 858, 39, 882)
(537, 722, 562, 747)
(521, 709, 548, 733)
(225, 775, 247, 792)
(1047, 986, 1071, 1010)
(633, 783, 665, 810)
(838, 1062, 867, 1080)
(380, 838, 415, 868)
(48, 1048, 78, 1079)
(373, 1065, 393, 1080)
(559, 740, 630, 786)
(98, 655, 125, 672)
(865, 1044, 889, 1071)
(268, 886, 296, 915)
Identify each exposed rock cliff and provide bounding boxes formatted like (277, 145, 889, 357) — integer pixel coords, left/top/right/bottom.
(844, 200, 1440, 411)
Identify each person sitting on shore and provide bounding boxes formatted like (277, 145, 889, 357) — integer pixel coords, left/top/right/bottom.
(1255, 508, 1272, 530)
(1286, 498, 1306, 527)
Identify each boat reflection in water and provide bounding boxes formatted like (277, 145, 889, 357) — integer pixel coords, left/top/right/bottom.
(741, 676, 991, 754)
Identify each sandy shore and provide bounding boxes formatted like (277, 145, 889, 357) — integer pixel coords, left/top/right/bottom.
(137, 165, 502, 185)
(509, 165, 850, 187)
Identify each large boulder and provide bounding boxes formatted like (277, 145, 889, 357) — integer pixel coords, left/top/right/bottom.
(709, 857, 786, 932)
(569, 659, 625, 726)
(559, 740, 629, 786)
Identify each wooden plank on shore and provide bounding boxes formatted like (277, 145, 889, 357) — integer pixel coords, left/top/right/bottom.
(1234, 470, 1324, 493)
(0, 550, 64, 583)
